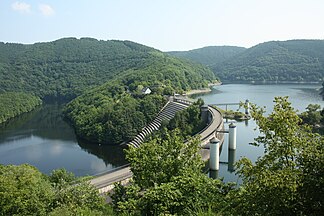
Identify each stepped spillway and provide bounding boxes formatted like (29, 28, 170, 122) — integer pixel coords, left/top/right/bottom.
(128, 101, 188, 148)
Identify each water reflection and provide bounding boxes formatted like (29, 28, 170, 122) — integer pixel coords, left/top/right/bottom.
(77, 139, 127, 167)
(228, 149, 236, 173)
(0, 103, 127, 176)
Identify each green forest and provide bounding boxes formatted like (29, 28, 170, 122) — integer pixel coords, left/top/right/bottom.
(0, 38, 156, 100)
(168, 45, 246, 67)
(0, 165, 113, 215)
(0, 92, 42, 124)
(169, 40, 324, 82)
(0, 38, 215, 139)
(64, 53, 215, 144)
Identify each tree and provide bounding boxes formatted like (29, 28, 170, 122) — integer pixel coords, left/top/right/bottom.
(0, 165, 110, 216)
(0, 164, 54, 216)
(300, 104, 322, 125)
(233, 97, 324, 215)
(111, 129, 234, 215)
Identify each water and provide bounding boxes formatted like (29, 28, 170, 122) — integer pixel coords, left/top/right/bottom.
(0, 103, 127, 176)
(191, 84, 324, 183)
(0, 84, 323, 177)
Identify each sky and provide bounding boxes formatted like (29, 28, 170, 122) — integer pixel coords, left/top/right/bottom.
(1, 0, 324, 51)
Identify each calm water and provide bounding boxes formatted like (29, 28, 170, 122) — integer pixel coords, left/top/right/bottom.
(192, 84, 324, 183)
(0, 103, 127, 176)
(0, 84, 323, 177)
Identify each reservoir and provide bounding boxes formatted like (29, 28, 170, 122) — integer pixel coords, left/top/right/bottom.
(0, 84, 323, 177)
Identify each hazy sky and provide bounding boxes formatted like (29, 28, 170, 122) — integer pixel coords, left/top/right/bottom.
(1, 0, 323, 51)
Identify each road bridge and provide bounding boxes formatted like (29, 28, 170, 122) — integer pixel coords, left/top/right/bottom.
(90, 98, 224, 193)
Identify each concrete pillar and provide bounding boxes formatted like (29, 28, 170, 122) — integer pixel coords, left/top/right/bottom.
(245, 99, 250, 115)
(228, 149, 236, 172)
(229, 123, 237, 150)
(209, 137, 220, 171)
(201, 104, 209, 125)
(209, 170, 219, 179)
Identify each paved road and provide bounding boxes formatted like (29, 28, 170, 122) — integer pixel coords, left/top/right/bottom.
(90, 166, 131, 189)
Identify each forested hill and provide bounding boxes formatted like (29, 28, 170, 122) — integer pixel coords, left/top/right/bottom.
(0, 37, 216, 129)
(0, 38, 157, 100)
(168, 46, 246, 67)
(64, 53, 215, 144)
(169, 40, 324, 82)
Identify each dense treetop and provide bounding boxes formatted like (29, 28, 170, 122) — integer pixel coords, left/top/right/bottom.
(0, 37, 215, 100)
(0, 38, 155, 99)
(0, 92, 42, 124)
(0, 38, 215, 131)
(168, 45, 246, 67)
(170, 40, 324, 82)
(0, 165, 113, 215)
(64, 53, 215, 144)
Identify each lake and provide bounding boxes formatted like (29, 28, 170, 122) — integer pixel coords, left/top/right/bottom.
(191, 83, 324, 183)
(0, 84, 323, 177)
(0, 103, 127, 176)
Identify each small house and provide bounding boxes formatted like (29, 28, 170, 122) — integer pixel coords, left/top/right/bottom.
(141, 87, 152, 95)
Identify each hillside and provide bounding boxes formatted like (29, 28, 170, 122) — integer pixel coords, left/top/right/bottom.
(0, 38, 215, 137)
(169, 40, 324, 82)
(214, 40, 324, 82)
(0, 92, 42, 124)
(168, 46, 246, 67)
(64, 53, 215, 144)
(0, 38, 156, 100)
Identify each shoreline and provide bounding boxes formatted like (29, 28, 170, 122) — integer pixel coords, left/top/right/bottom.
(222, 80, 322, 85)
(186, 88, 212, 95)
(186, 82, 222, 96)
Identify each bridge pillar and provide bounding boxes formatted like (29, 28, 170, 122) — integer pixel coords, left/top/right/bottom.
(229, 123, 237, 150)
(228, 149, 236, 172)
(209, 137, 220, 171)
(209, 170, 218, 179)
(245, 99, 250, 115)
(201, 104, 209, 125)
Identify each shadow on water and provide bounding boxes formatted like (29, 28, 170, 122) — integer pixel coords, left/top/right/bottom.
(0, 101, 127, 175)
(0, 103, 75, 142)
(77, 138, 127, 167)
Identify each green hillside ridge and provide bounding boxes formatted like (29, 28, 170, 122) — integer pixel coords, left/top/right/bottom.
(0, 37, 157, 100)
(168, 45, 246, 67)
(64, 53, 215, 144)
(169, 40, 324, 82)
(0, 38, 215, 128)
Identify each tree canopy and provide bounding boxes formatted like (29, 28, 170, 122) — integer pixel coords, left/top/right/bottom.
(232, 97, 324, 215)
(111, 129, 234, 215)
(0, 92, 42, 124)
(0, 38, 215, 100)
(0, 164, 112, 216)
(170, 40, 324, 82)
(63, 52, 215, 144)
(168, 45, 246, 67)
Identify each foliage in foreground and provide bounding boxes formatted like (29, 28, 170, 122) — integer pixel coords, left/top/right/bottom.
(111, 129, 234, 215)
(0, 165, 111, 216)
(233, 97, 324, 215)
(112, 97, 323, 215)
